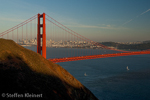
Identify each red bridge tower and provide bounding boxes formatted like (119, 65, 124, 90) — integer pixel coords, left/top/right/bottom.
(37, 13, 46, 58)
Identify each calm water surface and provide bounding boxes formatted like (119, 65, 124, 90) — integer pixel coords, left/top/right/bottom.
(24, 46, 150, 100)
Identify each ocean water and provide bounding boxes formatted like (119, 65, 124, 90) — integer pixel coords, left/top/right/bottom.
(24, 46, 150, 100)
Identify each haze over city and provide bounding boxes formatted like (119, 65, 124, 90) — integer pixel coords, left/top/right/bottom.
(0, 0, 150, 42)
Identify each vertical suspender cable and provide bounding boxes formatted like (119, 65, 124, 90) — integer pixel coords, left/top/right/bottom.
(31, 20, 32, 42)
(17, 27, 18, 43)
(26, 23, 28, 43)
(22, 25, 23, 44)
(26, 24, 27, 46)
(12, 30, 13, 41)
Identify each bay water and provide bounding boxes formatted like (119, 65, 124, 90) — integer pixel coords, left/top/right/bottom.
(24, 46, 150, 100)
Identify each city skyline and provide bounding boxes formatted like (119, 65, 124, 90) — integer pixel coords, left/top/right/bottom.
(18, 38, 146, 46)
(0, 0, 150, 42)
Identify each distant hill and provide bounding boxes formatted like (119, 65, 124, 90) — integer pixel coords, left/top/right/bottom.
(0, 38, 98, 100)
(100, 41, 150, 50)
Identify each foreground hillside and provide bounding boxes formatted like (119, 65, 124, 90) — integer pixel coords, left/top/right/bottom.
(0, 38, 98, 100)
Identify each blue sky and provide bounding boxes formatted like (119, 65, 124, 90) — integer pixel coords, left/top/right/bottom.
(0, 0, 150, 42)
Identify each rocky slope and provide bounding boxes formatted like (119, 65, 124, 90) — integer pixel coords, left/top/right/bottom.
(0, 38, 98, 100)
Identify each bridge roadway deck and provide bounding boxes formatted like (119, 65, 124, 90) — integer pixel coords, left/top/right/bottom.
(48, 50, 150, 63)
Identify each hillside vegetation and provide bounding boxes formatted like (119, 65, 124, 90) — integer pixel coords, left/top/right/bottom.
(0, 38, 98, 100)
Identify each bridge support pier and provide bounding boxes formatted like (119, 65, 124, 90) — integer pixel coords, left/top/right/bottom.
(37, 13, 46, 58)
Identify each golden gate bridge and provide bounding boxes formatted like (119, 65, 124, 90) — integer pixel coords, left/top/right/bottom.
(0, 13, 150, 63)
